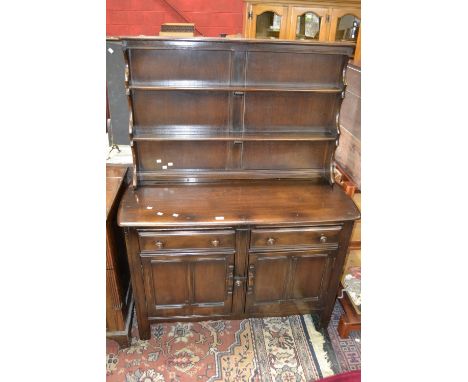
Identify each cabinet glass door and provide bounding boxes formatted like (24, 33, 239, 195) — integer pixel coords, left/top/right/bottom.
(329, 9, 361, 43)
(249, 5, 287, 39)
(289, 7, 329, 41)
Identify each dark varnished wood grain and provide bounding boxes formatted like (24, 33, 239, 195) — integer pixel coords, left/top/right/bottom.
(245, 249, 334, 314)
(250, 225, 342, 250)
(114, 38, 360, 341)
(137, 229, 235, 252)
(117, 37, 353, 186)
(118, 181, 360, 228)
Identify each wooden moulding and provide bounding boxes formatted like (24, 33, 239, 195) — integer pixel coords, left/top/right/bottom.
(122, 49, 138, 189)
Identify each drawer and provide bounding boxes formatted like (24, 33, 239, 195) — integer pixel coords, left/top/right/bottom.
(138, 230, 235, 252)
(250, 226, 342, 250)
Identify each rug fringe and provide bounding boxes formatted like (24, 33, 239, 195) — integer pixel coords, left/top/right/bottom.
(303, 315, 334, 377)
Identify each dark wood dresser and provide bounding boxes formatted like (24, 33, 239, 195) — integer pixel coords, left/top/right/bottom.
(106, 165, 133, 346)
(115, 37, 360, 340)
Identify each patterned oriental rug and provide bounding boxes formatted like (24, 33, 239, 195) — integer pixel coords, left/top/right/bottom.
(106, 302, 361, 381)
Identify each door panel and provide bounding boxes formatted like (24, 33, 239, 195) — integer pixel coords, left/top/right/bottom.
(141, 252, 234, 317)
(288, 7, 330, 41)
(329, 8, 361, 43)
(250, 5, 288, 40)
(192, 259, 232, 304)
(151, 261, 188, 306)
(328, 8, 361, 64)
(246, 250, 335, 314)
(291, 255, 329, 299)
(252, 256, 289, 302)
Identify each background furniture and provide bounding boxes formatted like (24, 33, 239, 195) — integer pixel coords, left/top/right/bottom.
(243, 0, 361, 66)
(106, 164, 133, 347)
(335, 164, 361, 338)
(337, 282, 361, 338)
(107, 39, 130, 146)
(335, 64, 360, 189)
(115, 37, 360, 340)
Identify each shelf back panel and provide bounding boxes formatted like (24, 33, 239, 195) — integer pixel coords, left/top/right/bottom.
(132, 90, 230, 130)
(128, 48, 232, 87)
(246, 51, 346, 88)
(244, 92, 339, 132)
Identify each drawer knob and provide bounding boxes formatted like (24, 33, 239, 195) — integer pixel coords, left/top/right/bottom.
(267, 237, 276, 246)
(211, 239, 220, 247)
(320, 235, 328, 243)
(235, 280, 242, 287)
(155, 240, 164, 249)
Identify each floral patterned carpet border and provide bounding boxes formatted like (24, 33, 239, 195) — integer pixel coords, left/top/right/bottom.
(107, 302, 361, 382)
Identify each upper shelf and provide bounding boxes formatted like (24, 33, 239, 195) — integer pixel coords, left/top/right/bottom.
(132, 130, 338, 142)
(129, 84, 344, 93)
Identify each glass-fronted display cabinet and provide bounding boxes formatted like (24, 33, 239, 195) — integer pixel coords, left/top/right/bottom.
(244, 1, 361, 66)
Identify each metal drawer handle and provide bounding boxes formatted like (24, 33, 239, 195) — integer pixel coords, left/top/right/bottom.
(155, 240, 164, 249)
(211, 239, 220, 247)
(267, 237, 276, 246)
(320, 235, 328, 243)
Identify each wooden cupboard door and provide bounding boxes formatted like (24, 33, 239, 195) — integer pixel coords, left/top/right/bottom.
(288, 7, 330, 41)
(141, 253, 234, 317)
(245, 250, 335, 315)
(248, 4, 288, 40)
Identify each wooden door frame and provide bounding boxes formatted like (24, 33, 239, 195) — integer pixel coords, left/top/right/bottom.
(287, 6, 330, 41)
(247, 4, 289, 39)
(328, 7, 361, 42)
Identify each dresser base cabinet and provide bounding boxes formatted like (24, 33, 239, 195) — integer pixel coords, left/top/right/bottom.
(119, 182, 358, 340)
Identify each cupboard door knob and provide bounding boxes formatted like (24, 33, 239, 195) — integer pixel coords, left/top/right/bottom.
(320, 235, 327, 243)
(155, 240, 164, 249)
(211, 239, 220, 247)
(267, 237, 276, 246)
(235, 280, 242, 287)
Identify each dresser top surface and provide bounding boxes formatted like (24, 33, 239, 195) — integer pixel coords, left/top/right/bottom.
(118, 181, 360, 227)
